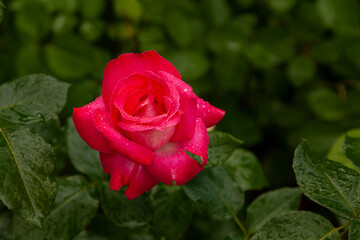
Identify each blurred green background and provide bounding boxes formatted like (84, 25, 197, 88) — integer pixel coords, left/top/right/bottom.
(1, 0, 360, 189)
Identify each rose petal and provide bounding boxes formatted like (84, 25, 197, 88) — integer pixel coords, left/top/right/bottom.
(102, 50, 181, 107)
(93, 108, 154, 165)
(145, 118, 208, 185)
(73, 97, 112, 153)
(100, 152, 138, 190)
(196, 97, 225, 128)
(124, 124, 177, 150)
(112, 73, 179, 125)
(125, 166, 159, 200)
(157, 72, 198, 142)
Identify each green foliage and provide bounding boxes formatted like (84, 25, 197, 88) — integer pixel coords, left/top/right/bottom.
(66, 118, 104, 179)
(151, 187, 194, 240)
(99, 182, 151, 227)
(0, 0, 4, 23)
(224, 149, 267, 191)
(207, 131, 243, 167)
(184, 166, 244, 221)
(294, 141, 360, 219)
(350, 220, 360, 240)
(250, 211, 341, 240)
(13, 176, 99, 240)
(246, 188, 301, 235)
(1, 0, 360, 239)
(0, 74, 69, 126)
(0, 127, 57, 227)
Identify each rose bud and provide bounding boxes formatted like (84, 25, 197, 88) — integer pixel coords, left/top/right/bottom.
(73, 51, 225, 199)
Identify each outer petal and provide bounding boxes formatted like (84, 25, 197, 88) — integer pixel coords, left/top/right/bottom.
(102, 50, 181, 107)
(73, 97, 112, 153)
(196, 97, 225, 128)
(158, 71, 198, 142)
(100, 152, 138, 190)
(125, 167, 159, 200)
(100, 152, 159, 199)
(145, 118, 208, 185)
(93, 108, 154, 165)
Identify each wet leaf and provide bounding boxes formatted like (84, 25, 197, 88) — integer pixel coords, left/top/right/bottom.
(184, 166, 244, 221)
(250, 211, 341, 240)
(207, 131, 243, 168)
(224, 148, 268, 191)
(0, 74, 69, 126)
(152, 187, 193, 240)
(349, 220, 360, 240)
(99, 182, 151, 228)
(247, 188, 302, 235)
(0, 126, 57, 227)
(293, 141, 360, 219)
(13, 176, 99, 240)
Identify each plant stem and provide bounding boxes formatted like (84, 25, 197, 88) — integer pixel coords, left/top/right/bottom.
(319, 221, 351, 240)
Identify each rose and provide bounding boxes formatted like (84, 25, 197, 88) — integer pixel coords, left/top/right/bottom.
(73, 51, 225, 199)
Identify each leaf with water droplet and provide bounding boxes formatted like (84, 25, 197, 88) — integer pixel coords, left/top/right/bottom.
(246, 188, 301, 235)
(99, 182, 151, 228)
(151, 186, 194, 240)
(349, 220, 360, 240)
(13, 176, 99, 240)
(224, 148, 268, 191)
(250, 211, 341, 240)
(0, 74, 69, 127)
(207, 131, 244, 168)
(184, 166, 244, 221)
(0, 126, 57, 227)
(294, 141, 360, 219)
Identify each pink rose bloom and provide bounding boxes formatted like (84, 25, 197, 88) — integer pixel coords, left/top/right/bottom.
(73, 51, 225, 199)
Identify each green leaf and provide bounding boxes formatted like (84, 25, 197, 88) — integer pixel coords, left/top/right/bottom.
(344, 129, 360, 170)
(99, 182, 151, 227)
(13, 176, 99, 240)
(44, 35, 95, 79)
(168, 51, 210, 81)
(79, 0, 105, 18)
(0, 211, 12, 240)
(287, 56, 315, 87)
(307, 87, 342, 122)
(268, 0, 297, 13)
(114, 0, 142, 21)
(66, 118, 103, 179)
(244, 43, 279, 69)
(246, 188, 301, 235)
(16, 44, 46, 76)
(349, 220, 360, 240)
(0, 74, 69, 126)
(207, 0, 231, 27)
(317, 0, 360, 36)
(0, 0, 5, 24)
(222, 231, 245, 240)
(0, 127, 57, 227)
(184, 166, 244, 221)
(74, 231, 108, 240)
(14, 0, 51, 40)
(327, 129, 360, 172)
(250, 211, 341, 240)
(224, 149, 268, 191)
(152, 187, 193, 240)
(293, 141, 360, 219)
(207, 131, 243, 168)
